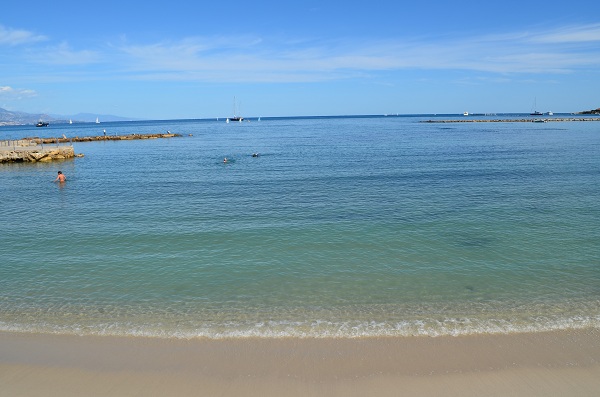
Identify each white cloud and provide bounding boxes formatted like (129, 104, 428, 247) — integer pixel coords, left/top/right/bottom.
(0, 25, 47, 46)
(528, 23, 600, 43)
(109, 25, 600, 83)
(7, 23, 600, 84)
(33, 42, 101, 65)
(0, 86, 37, 98)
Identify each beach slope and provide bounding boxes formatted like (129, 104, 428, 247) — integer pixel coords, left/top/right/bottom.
(1, 329, 599, 396)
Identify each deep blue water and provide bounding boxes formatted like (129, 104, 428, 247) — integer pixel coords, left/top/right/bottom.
(1, 116, 599, 337)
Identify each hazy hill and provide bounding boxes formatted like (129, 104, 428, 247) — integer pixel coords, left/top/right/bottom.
(0, 108, 53, 125)
(0, 107, 135, 126)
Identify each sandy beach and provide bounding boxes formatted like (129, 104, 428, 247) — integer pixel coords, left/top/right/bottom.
(1, 329, 599, 396)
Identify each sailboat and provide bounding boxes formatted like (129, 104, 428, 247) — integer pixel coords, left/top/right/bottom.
(96, 117, 100, 124)
(228, 97, 243, 122)
(530, 98, 543, 116)
(69, 119, 73, 124)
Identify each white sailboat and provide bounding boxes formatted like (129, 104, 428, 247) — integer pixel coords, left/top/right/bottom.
(95, 117, 100, 124)
(69, 119, 73, 124)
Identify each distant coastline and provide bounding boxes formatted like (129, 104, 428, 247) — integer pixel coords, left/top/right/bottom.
(0, 107, 137, 126)
(577, 107, 600, 115)
(422, 117, 600, 123)
(1, 106, 599, 126)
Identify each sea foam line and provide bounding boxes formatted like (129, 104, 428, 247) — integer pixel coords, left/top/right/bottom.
(1, 315, 599, 339)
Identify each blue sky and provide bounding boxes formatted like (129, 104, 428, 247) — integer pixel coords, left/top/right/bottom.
(1, 1, 599, 119)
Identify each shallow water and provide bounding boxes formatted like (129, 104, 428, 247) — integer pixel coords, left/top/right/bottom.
(1, 116, 599, 337)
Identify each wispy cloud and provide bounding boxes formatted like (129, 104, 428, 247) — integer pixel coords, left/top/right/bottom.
(31, 42, 102, 65)
(112, 24, 600, 82)
(0, 86, 37, 99)
(527, 23, 600, 43)
(7, 23, 600, 84)
(0, 25, 47, 46)
(109, 24, 600, 82)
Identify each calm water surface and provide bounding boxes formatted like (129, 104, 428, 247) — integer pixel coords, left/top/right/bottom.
(1, 116, 599, 337)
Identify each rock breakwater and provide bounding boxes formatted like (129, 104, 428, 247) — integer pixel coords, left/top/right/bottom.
(29, 132, 181, 144)
(0, 144, 75, 163)
(1, 133, 180, 163)
(421, 117, 600, 123)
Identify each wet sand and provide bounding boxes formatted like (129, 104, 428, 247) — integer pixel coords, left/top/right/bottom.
(1, 329, 599, 396)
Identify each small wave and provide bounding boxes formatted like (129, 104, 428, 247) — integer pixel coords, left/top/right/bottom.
(2, 315, 599, 339)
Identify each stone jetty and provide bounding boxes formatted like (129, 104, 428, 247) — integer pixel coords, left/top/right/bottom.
(30, 131, 181, 144)
(0, 132, 180, 163)
(421, 117, 600, 123)
(0, 141, 75, 163)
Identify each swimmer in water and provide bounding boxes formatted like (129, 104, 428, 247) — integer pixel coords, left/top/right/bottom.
(223, 157, 228, 163)
(54, 171, 66, 183)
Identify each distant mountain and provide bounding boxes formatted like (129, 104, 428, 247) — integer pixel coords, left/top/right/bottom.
(0, 107, 53, 126)
(0, 107, 136, 126)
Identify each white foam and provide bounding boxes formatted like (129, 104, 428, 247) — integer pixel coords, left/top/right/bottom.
(2, 314, 600, 339)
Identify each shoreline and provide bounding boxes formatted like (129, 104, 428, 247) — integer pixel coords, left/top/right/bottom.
(2, 329, 599, 396)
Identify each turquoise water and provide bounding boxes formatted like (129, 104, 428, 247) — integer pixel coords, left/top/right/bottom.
(1, 116, 599, 337)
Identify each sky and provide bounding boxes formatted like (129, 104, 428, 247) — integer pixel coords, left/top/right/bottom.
(1, 1, 600, 120)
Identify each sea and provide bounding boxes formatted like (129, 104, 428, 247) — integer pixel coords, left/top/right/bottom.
(1, 114, 599, 338)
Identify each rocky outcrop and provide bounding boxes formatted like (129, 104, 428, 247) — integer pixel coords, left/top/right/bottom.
(0, 145, 75, 163)
(578, 108, 600, 115)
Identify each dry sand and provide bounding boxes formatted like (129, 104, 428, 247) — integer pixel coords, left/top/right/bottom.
(1, 329, 599, 396)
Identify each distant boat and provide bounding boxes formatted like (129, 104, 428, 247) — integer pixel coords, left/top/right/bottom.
(95, 117, 100, 124)
(69, 119, 73, 124)
(36, 121, 49, 127)
(546, 111, 553, 116)
(227, 96, 243, 123)
(530, 98, 543, 116)
(463, 111, 469, 116)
